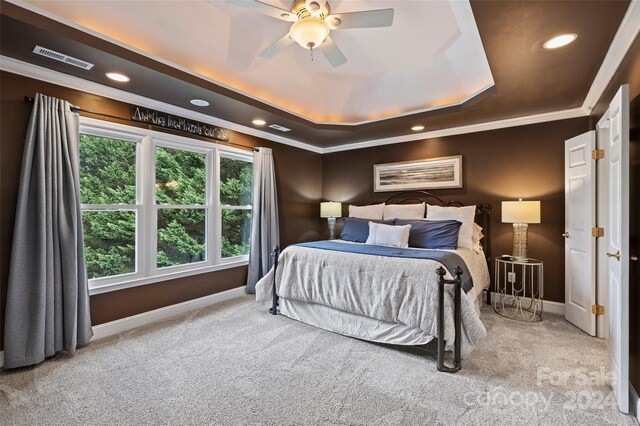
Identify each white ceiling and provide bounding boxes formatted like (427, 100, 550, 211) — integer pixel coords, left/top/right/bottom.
(25, 0, 494, 125)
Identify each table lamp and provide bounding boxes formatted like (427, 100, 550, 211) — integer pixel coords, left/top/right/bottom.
(502, 199, 541, 261)
(320, 201, 342, 240)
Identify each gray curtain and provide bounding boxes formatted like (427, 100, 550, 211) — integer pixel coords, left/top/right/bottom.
(247, 147, 280, 293)
(3, 93, 92, 369)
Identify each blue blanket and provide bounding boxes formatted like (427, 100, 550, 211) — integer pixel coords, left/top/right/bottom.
(294, 240, 473, 293)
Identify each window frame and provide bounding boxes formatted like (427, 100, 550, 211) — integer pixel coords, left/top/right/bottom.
(79, 117, 253, 295)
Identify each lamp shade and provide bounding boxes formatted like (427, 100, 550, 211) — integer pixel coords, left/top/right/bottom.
(502, 200, 541, 224)
(320, 201, 342, 218)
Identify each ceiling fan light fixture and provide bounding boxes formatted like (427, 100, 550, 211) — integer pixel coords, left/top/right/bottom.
(290, 17, 330, 50)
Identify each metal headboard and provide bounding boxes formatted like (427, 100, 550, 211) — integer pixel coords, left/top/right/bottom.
(383, 191, 493, 268)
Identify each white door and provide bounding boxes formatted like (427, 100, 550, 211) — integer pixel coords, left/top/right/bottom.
(564, 131, 596, 335)
(606, 84, 630, 413)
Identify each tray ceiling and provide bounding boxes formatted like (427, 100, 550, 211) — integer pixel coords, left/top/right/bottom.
(24, 0, 494, 125)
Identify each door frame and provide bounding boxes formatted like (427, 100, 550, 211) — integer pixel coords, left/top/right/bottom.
(596, 112, 610, 340)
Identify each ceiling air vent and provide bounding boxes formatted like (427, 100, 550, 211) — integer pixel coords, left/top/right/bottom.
(268, 124, 291, 132)
(32, 46, 94, 70)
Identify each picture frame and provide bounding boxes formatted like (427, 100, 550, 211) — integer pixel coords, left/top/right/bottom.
(373, 155, 463, 192)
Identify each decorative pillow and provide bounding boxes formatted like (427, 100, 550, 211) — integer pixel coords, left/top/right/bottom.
(341, 218, 394, 243)
(395, 219, 462, 250)
(471, 223, 484, 253)
(365, 222, 412, 248)
(426, 204, 476, 249)
(348, 203, 385, 220)
(383, 203, 425, 220)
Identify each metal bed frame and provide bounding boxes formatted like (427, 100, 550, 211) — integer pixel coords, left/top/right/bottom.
(268, 191, 492, 373)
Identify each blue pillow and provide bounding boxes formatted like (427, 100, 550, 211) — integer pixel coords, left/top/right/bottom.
(394, 219, 462, 249)
(341, 218, 394, 243)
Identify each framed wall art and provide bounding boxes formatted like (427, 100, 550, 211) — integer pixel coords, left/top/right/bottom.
(373, 155, 463, 192)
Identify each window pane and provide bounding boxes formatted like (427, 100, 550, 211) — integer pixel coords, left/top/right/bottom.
(220, 157, 252, 206)
(222, 209, 251, 258)
(155, 147, 206, 205)
(157, 209, 206, 267)
(80, 134, 136, 204)
(82, 210, 136, 279)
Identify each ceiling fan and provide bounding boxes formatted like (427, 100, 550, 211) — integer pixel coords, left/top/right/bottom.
(227, 0, 395, 67)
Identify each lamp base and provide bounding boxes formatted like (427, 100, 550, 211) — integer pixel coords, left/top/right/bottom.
(512, 223, 528, 260)
(327, 217, 337, 240)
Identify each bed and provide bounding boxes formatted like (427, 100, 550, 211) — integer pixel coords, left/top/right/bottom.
(255, 191, 492, 373)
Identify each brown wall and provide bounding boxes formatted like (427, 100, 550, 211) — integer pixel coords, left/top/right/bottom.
(0, 71, 323, 350)
(589, 32, 640, 393)
(322, 118, 590, 303)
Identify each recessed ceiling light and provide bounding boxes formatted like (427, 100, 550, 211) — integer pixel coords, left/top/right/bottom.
(252, 119, 267, 126)
(411, 125, 425, 131)
(543, 33, 577, 49)
(105, 72, 130, 82)
(190, 99, 209, 107)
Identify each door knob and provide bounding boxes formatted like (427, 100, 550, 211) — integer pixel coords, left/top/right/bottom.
(631, 255, 639, 262)
(606, 250, 621, 261)
(562, 232, 570, 238)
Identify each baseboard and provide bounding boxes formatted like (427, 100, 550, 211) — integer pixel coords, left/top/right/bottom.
(91, 286, 247, 341)
(484, 291, 565, 316)
(630, 382, 640, 423)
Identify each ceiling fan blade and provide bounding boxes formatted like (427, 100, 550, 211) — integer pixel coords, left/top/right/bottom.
(326, 9, 394, 30)
(320, 36, 347, 67)
(259, 33, 294, 58)
(226, 0, 297, 22)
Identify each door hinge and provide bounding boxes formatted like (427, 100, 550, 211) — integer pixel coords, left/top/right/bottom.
(592, 149, 604, 160)
(592, 305, 605, 315)
(592, 227, 604, 238)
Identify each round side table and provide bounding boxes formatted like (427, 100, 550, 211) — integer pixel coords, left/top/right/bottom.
(494, 256, 544, 322)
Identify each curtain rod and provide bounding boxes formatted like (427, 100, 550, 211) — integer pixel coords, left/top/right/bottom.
(23, 96, 258, 152)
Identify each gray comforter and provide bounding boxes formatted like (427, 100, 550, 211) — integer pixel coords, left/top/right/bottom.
(256, 244, 487, 357)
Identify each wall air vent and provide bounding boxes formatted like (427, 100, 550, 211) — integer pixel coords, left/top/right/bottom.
(268, 124, 292, 132)
(32, 46, 94, 70)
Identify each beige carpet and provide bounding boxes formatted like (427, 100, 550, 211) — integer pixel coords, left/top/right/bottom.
(0, 296, 636, 425)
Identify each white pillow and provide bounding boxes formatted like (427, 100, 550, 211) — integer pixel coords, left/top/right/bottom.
(383, 203, 425, 220)
(471, 223, 484, 253)
(349, 203, 385, 220)
(426, 204, 476, 249)
(365, 222, 411, 248)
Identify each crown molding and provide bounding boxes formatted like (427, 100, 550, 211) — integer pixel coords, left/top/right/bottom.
(582, 0, 640, 113)
(323, 107, 588, 153)
(0, 55, 324, 154)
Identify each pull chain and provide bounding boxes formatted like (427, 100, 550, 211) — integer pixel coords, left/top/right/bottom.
(308, 42, 315, 61)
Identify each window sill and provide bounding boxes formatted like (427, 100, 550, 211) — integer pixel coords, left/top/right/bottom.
(88, 259, 249, 296)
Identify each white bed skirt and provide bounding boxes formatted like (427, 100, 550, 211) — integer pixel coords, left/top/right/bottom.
(278, 293, 483, 347)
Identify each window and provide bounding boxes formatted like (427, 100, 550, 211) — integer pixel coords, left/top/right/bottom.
(155, 145, 208, 268)
(79, 132, 141, 281)
(79, 118, 252, 293)
(219, 154, 253, 258)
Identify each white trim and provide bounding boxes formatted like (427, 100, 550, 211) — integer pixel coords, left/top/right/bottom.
(486, 292, 565, 316)
(582, 0, 640, 112)
(91, 286, 247, 340)
(0, 55, 323, 154)
(630, 382, 640, 423)
(324, 108, 588, 153)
